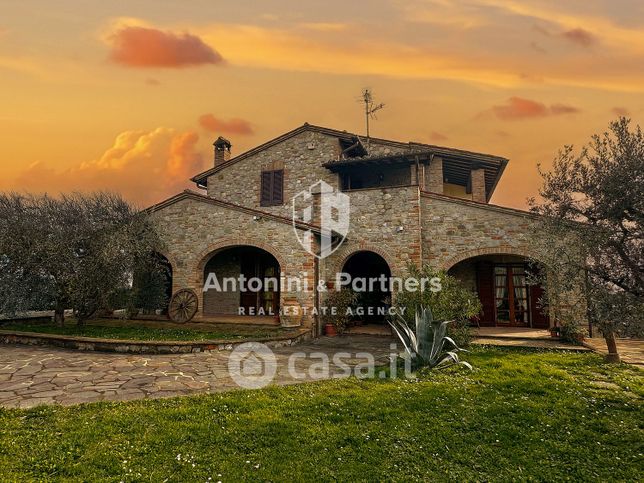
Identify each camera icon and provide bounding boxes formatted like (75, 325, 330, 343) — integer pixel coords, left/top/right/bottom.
(228, 342, 277, 389)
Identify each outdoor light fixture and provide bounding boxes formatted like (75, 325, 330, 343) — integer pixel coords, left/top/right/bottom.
(396, 226, 404, 233)
(253, 215, 261, 221)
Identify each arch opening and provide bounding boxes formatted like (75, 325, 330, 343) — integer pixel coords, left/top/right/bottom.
(202, 246, 280, 318)
(341, 250, 392, 325)
(447, 254, 549, 329)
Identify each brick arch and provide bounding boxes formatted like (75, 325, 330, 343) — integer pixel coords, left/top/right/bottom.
(331, 243, 397, 278)
(195, 238, 287, 283)
(442, 245, 538, 271)
(154, 250, 178, 274)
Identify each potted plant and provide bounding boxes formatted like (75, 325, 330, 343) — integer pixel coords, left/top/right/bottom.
(550, 325, 561, 338)
(324, 322, 338, 336)
(321, 289, 357, 336)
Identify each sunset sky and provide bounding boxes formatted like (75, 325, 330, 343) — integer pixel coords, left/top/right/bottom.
(1, 0, 642, 209)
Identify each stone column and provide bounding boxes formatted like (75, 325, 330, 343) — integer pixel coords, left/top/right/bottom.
(425, 156, 443, 194)
(471, 168, 487, 203)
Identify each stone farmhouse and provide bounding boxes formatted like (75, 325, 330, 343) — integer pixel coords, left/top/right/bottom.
(149, 123, 555, 333)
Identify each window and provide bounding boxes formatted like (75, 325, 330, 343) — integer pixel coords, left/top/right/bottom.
(260, 169, 283, 206)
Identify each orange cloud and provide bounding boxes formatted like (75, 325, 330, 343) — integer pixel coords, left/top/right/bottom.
(14, 128, 208, 206)
(561, 28, 596, 47)
(612, 107, 630, 116)
(492, 97, 549, 120)
(491, 97, 581, 120)
(198, 114, 254, 135)
(108, 26, 224, 68)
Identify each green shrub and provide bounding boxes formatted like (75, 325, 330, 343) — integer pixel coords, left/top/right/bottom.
(322, 289, 358, 334)
(393, 263, 482, 346)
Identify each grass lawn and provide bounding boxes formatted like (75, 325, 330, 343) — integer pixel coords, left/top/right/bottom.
(0, 318, 289, 341)
(0, 348, 642, 481)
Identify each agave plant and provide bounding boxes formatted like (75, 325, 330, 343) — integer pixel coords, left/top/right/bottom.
(388, 306, 472, 370)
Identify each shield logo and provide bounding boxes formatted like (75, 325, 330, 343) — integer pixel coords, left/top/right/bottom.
(292, 180, 350, 259)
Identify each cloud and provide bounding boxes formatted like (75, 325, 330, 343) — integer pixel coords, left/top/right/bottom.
(492, 97, 549, 120)
(490, 97, 581, 120)
(198, 114, 254, 135)
(428, 131, 448, 142)
(193, 21, 644, 92)
(107, 26, 224, 68)
(14, 128, 208, 206)
(145, 77, 160, 86)
(612, 107, 630, 116)
(550, 103, 581, 115)
(561, 28, 596, 47)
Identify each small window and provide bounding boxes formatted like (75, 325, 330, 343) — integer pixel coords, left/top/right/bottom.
(260, 169, 284, 206)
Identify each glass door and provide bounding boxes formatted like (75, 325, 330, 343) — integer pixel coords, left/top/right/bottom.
(261, 263, 279, 315)
(494, 264, 529, 327)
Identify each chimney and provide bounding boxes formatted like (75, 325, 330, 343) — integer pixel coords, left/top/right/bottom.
(213, 136, 232, 167)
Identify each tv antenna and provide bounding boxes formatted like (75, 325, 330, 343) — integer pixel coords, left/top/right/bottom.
(360, 88, 385, 150)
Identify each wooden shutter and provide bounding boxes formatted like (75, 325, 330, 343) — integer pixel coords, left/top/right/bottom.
(476, 261, 495, 326)
(272, 170, 283, 205)
(260, 171, 272, 206)
(260, 169, 284, 206)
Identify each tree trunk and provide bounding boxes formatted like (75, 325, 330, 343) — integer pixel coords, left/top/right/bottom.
(54, 305, 65, 327)
(604, 331, 621, 363)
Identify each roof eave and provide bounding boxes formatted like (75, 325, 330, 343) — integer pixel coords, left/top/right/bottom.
(486, 158, 509, 202)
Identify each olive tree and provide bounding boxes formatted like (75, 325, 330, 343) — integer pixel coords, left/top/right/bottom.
(0, 192, 167, 326)
(529, 118, 643, 361)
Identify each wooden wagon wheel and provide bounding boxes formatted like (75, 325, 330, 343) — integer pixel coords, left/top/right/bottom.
(168, 289, 198, 323)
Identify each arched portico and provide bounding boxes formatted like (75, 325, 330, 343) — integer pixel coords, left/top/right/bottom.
(200, 245, 281, 320)
(339, 250, 393, 325)
(447, 251, 549, 329)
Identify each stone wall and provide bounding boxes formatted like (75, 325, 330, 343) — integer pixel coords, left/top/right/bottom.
(151, 196, 316, 328)
(420, 193, 536, 269)
(206, 130, 413, 218)
(319, 185, 422, 302)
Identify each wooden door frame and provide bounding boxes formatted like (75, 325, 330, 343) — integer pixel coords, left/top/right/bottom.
(493, 263, 530, 327)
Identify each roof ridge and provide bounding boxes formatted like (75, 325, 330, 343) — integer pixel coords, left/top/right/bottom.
(192, 122, 508, 184)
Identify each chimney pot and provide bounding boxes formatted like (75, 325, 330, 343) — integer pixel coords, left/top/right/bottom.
(213, 136, 232, 167)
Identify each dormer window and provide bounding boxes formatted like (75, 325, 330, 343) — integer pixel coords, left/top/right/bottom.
(260, 169, 284, 206)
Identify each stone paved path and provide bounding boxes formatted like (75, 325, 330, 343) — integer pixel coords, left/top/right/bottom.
(583, 338, 644, 366)
(0, 336, 396, 409)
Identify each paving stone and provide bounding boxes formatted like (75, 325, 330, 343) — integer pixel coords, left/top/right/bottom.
(31, 390, 64, 398)
(0, 336, 417, 407)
